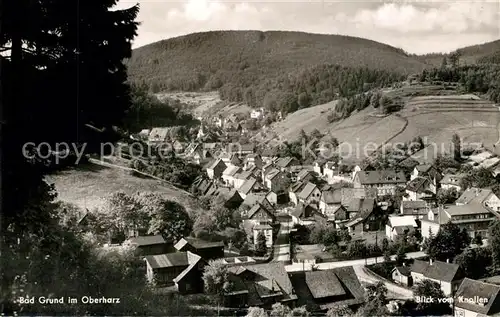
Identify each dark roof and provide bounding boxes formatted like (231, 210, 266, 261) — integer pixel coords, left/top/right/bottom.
(454, 278, 500, 315)
(344, 198, 375, 214)
(410, 259, 461, 282)
(356, 170, 406, 185)
(290, 181, 307, 194)
(144, 251, 200, 269)
(127, 235, 167, 246)
(290, 267, 365, 311)
(455, 188, 493, 205)
(242, 193, 271, 208)
(406, 177, 431, 193)
(416, 164, 433, 172)
(305, 270, 346, 299)
(227, 262, 297, 303)
(292, 203, 322, 220)
(248, 203, 275, 220)
(321, 189, 342, 204)
(401, 201, 428, 215)
(207, 158, 226, 170)
(297, 169, 314, 179)
(262, 147, 278, 157)
(393, 266, 411, 276)
(276, 157, 298, 168)
(174, 237, 224, 251)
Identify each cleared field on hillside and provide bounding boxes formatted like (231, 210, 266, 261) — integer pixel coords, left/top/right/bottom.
(263, 91, 500, 160)
(45, 163, 201, 216)
(264, 101, 337, 141)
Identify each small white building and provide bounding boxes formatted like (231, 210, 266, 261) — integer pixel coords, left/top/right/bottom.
(385, 215, 418, 241)
(253, 224, 273, 248)
(250, 108, 265, 119)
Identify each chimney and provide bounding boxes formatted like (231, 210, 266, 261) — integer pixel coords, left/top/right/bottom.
(446, 258, 450, 263)
(402, 262, 406, 267)
(429, 258, 433, 266)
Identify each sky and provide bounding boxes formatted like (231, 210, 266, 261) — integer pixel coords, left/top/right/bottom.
(115, 0, 500, 54)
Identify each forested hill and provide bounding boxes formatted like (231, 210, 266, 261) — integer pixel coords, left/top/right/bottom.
(414, 40, 500, 66)
(126, 30, 430, 113)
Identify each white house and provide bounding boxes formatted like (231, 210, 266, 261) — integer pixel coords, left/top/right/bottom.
(404, 176, 436, 201)
(440, 173, 466, 192)
(222, 165, 242, 187)
(250, 108, 265, 119)
(296, 182, 321, 206)
(385, 215, 418, 241)
(410, 259, 463, 296)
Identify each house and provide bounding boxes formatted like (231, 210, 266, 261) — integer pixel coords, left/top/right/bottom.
(144, 251, 205, 293)
(422, 188, 500, 240)
(385, 216, 418, 241)
(400, 200, 428, 219)
(404, 176, 436, 201)
(244, 153, 263, 169)
(313, 161, 325, 176)
(392, 265, 412, 287)
(193, 149, 213, 165)
(240, 144, 256, 156)
(353, 170, 406, 196)
(421, 207, 451, 240)
(242, 193, 274, 212)
(291, 203, 326, 226)
(440, 173, 466, 191)
(224, 262, 297, 308)
(253, 224, 273, 248)
(323, 161, 338, 179)
(148, 127, 171, 144)
(250, 108, 265, 119)
(344, 198, 378, 233)
(275, 157, 300, 172)
(289, 182, 307, 206)
(266, 191, 288, 206)
(297, 169, 315, 182)
(297, 182, 321, 205)
(264, 168, 289, 192)
(247, 203, 276, 225)
(319, 189, 347, 222)
(261, 147, 279, 164)
(233, 171, 254, 190)
(124, 235, 173, 256)
(238, 177, 263, 199)
(454, 278, 500, 317)
(215, 188, 243, 210)
(174, 237, 224, 261)
(292, 244, 336, 267)
(222, 165, 242, 187)
(221, 152, 242, 167)
(288, 267, 365, 312)
(410, 259, 463, 296)
(410, 164, 442, 186)
(206, 158, 227, 180)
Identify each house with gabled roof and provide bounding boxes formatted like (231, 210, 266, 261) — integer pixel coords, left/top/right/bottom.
(261, 147, 279, 164)
(237, 177, 264, 199)
(410, 164, 442, 186)
(405, 176, 436, 201)
(206, 158, 227, 180)
(421, 188, 500, 240)
(244, 153, 263, 169)
(215, 188, 243, 209)
(288, 267, 365, 312)
(400, 200, 428, 219)
(454, 278, 500, 317)
(410, 259, 463, 296)
(319, 189, 346, 221)
(291, 203, 326, 226)
(242, 193, 274, 212)
(220, 152, 242, 167)
(264, 168, 289, 193)
(144, 251, 206, 293)
(233, 170, 254, 190)
(247, 203, 276, 225)
(297, 182, 321, 206)
(353, 169, 406, 196)
(392, 265, 412, 286)
(124, 235, 174, 256)
(275, 157, 300, 172)
(297, 168, 315, 183)
(174, 237, 224, 261)
(289, 181, 307, 206)
(222, 165, 242, 187)
(385, 215, 418, 241)
(344, 198, 378, 233)
(224, 262, 298, 308)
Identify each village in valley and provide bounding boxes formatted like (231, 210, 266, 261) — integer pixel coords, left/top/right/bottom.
(55, 69, 500, 316)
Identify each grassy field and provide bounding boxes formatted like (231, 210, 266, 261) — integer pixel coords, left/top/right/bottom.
(262, 88, 500, 160)
(45, 163, 202, 216)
